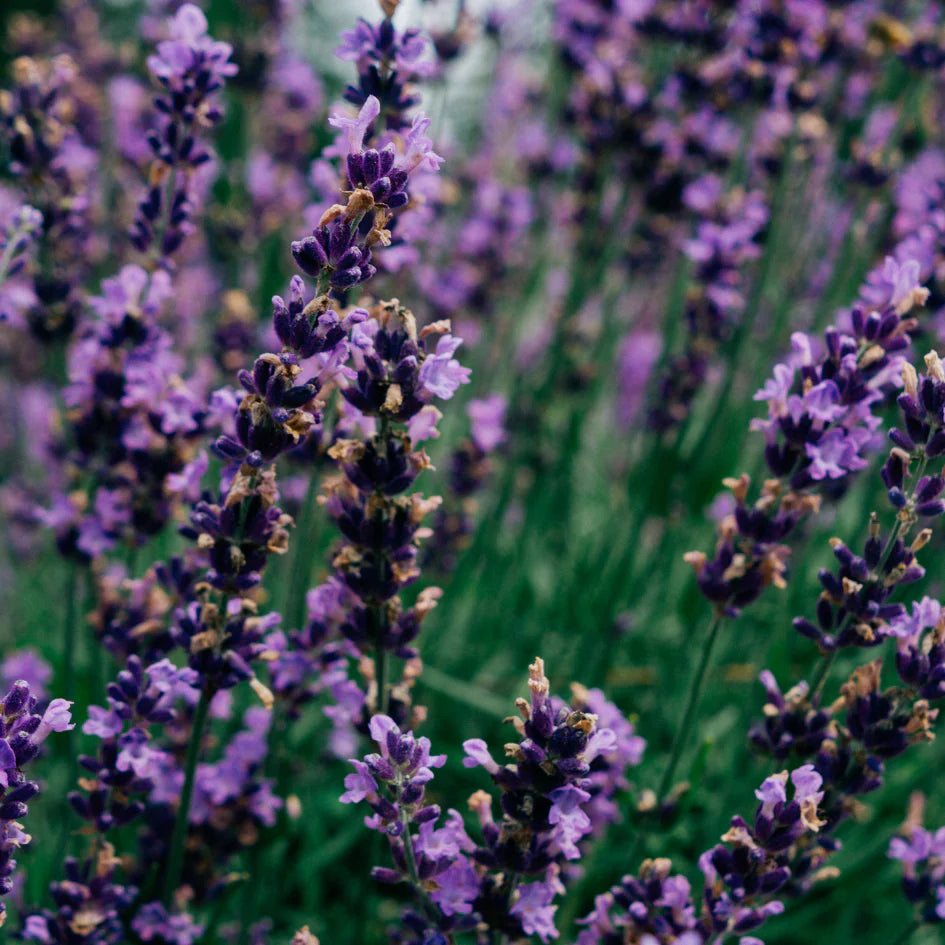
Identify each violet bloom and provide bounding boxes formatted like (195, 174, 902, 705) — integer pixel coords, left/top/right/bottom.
(43, 264, 207, 559)
(579, 766, 824, 944)
(131, 4, 237, 258)
(889, 819, 945, 923)
(468, 395, 508, 453)
(689, 256, 930, 615)
(341, 716, 480, 938)
(132, 902, 205, 944)
(0, 681, 73, 928)
(335, 16, 435, 133)
(0, 649, 51, 701)
(791, 352, 945, 652)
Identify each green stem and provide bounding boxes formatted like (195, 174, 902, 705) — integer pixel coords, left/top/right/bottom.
(627, 611, 725, 866)
(656, 612, 725, 802)
(810, 650, 838, 703)
(63, 566, 79, 703)
(163, 687, 212, 905)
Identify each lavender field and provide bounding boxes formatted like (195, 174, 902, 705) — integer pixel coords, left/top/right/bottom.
(2, 0, 945, 943)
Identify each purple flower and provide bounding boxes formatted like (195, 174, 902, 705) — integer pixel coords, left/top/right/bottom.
(805, 428, 871, 480)
(329, 96, 381, 156)
(461, 738, 500, 774)
(34, 699, 74, 742)
(468, 395, 507, 452)
(401, 113, 444, 174)
(340, 760, 378, 804)
(429, 858, 480, 916)
(146, 4, 237, 89)
(510, 879, 560, 942)
(418, 334, 471, 399)
(548, 785, 593, 859)
(0, 650, 51, 700)
(132, 901, 205, 945)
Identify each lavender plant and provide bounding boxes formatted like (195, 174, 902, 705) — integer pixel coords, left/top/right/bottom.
(4, 1, 945, 943)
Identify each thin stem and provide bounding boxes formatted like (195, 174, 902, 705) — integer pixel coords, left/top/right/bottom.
(657, 612, 726, 801)
(62, 565, 79, 703)
(810, 650, 838, 703)
(162, 686, 212, 905)
(628, 611, 725, 866)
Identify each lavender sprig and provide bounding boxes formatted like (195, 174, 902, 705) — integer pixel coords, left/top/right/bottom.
(341, 659, 644, 943)
(130, 4, 237, 261)
(0, 682, 74, 929)
(578, 764, 826, 945)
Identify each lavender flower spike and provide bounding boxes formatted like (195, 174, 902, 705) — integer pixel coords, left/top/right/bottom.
(0, 681, 73, 927)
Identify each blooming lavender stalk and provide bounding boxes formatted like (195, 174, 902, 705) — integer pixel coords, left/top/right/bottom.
(0, 681, 73, 928)
(687, 258, 930, 615)
(40, 265, 208, 560)
(783, 350, 945, 691)
(0, 54, 92, 341)
(335, 5, 435, 137)
(889, 798, 945, 930)
(320, 301, 469, 719)
(577, 764, 826, 945)
(340, 658, 644, 943)
(629, 257, 934, 828)
(423, 394, 507, 574)
(648, 181, 769, 432)
(129, 4, 236, 261)
(24, 657, 203, 943)
(737, 354, 945, 917)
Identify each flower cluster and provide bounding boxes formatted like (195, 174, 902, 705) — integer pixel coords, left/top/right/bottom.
(130, 4, 237, 258)
(40, 265, 207, 559)
(889, 808, 945, 926)
(686, 257, 929, 615)
(341, 659, 644, 943)
(316, 301, 468, 719)
(577, 765, 825, 945)
(0, 681, 73, 928)
(649, 182, 769, 432)
(335, 15, 434, 133)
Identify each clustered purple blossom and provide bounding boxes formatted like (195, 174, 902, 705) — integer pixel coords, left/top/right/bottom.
(315, 302, 468, 721)
(130, 4, 237, 259)
(686, 256, 929, 616)
(577, 765, 825, 945)
(40, 265, 207, 559)
(24, 657, 207, 944)
(746, 595, 945, 901)
(0, 681, 73, 929)
(785, 349, 945, 652)
(335, 15, 434, 133)
(341, 658, 646, 943)
(889, 814, 945, 926)
(649, 181, 769, 431)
